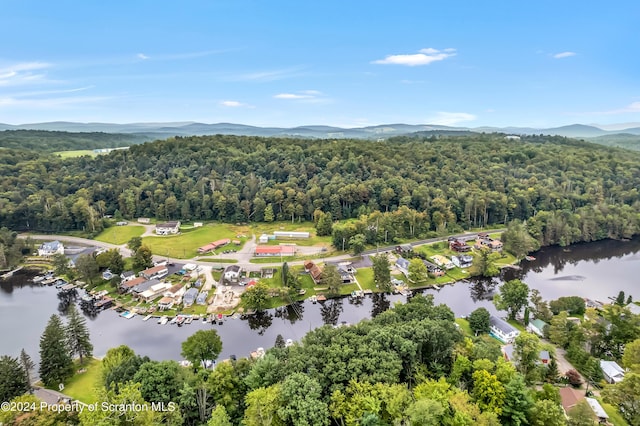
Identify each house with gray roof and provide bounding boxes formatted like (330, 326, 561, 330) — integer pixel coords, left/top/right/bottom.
(489, 316, 520, 343)
(395, 257, 410, 276)
(183, 288, 199, 307)
(600, 360, 625, 384)
(38, 240, 64, 256)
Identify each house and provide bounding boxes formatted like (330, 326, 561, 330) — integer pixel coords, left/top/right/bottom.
(120, 271, 136, 282)
(139, 282, 172, 303)
(183, 288, 199, 307)
(527, 318, 548, 337)
(585, 398, 609, 423)
(38, 241, 64, 256)
(197, 239, 231, 254)
(475, 236, 503, 252)
(600, 360, 625, 384)
(559, 387, 585, 417)
(137, 217, 150, 224)
(451, 255, 473, 268)
(273, 231, 310, 239)
(155, 221, 181, 235)
(131, 279, 162, 296)
(395, 244, 413, 254)
(335, 265, 356, 284)
(254, 245, 296, 257)
(395, 257, 410, 276)
(119, 276, 146, 293)
(164, 283, 186, 300)
(261, 268, 275, 278)
(196, 291, 208, 305)
(158, 297, 174, 311)
(140, 265, 168, 280)
(489, 316, 520, 343)
(423, 260, 445, 277)
(449, 239, 471, 252)
(153, 259, 167, 267)
(304, 261, 323, 284)
(258, 234, 270, 244)
(431, 255, 454, 270)
(539, 350, 550, 364)
(224, 265, 242, 282)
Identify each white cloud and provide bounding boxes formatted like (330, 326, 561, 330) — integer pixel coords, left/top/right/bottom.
(0, 62, 52, 86)
(372, 48, 456, 66)
(0, 95, 111, 108)
(137, 53, 150, 60)
(427, 112, 477, 126)
(228, 67, 304, 82)
(553, 51, 576, 59)
(220, 100, 253, 108)
(274, 93, 313, 99)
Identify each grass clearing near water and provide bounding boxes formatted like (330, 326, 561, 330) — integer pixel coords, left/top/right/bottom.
(61, 358, 103, 403)
(95, 225, 145, 245)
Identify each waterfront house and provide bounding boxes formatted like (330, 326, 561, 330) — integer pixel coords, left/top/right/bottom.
(196, 291, 208, 305)
(120, 271, 136, 282)
(131, 278, 162, 296)
(304, 261, 323, 284)
(183, 288, 199, 307)
(140, 265, 168, 280)
(526, 318, 548, 337)
(38, 241, 64, 257)
(155, 221, 181, 235)
(395, 257, 410, 276)
(489, 316, 520, 343)
(158, 297, 174, 310)
(431, 255, 454, 270)
(139, 282, 172, 303)
(600, 360, 625, 384)
(451, 254, 473, 268)
(423, 260, 445, 277)
(163, 283, 186, 301)
(119, 276, 146, 293)
(223, 265, 242, 282)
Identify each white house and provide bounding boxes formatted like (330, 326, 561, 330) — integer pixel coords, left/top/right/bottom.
(224, 265, 242, 282)
(38, 241, 64, 256)
(120, 271, 136, 282)
(451, 254, 473, 269)
(395, 257, 410, 276)
(600, 360, 625, 384)
(155, 221, 181, 235)
(140, 265, 169, 280)
(526, 319, 548, 337)
(489, 316, 520, 343)
(258, 234, 270, 244)
(139, 282, 172, 303)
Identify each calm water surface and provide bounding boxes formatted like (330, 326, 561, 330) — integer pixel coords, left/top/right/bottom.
(1, 238, 638, 362)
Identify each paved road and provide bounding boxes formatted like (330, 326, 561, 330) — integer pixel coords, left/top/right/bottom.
(21, 228, 507, 271)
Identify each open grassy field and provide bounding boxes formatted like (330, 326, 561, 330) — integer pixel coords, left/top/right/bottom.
(249, 221, 331, 247)
(355, 267, 377, 291)
(62, 358, 103, 403)
(600, 402, 629, 426)
(53, 150, 98, 158)
(95, 225, 145, 245)
(142, 223, 248, 258)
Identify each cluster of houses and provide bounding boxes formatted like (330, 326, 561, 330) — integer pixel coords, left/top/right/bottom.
(474, 232, 503, 251)
(303, 260, 356, 285)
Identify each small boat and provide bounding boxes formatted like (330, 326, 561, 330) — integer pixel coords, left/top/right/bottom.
(217, 313, 224, 325)
(285, 339, 294, 347)
(142, 315, 152, 321)
(316, 294, 327, 302)
(158, 316, 169, 325)
(32, 276, 45, 283)
(185, 316, 193, 324)
(310, 295, 317, 304)
(169, 316, 178, 324)
(119, 311, 135, 319)
(298, 289, 306, 295)
(525, 255, 536, 261)
(432, 285, 441, 290)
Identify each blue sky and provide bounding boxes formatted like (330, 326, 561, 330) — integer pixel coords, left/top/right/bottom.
(1, 0, 639, 128)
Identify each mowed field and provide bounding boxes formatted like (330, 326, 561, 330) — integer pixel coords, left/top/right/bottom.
(53, 150, 98, 158)
(95, 225, 145, 245)
(142, 223, 249, 258)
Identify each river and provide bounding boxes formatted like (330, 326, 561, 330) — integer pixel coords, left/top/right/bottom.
(1, 238, 638, 363)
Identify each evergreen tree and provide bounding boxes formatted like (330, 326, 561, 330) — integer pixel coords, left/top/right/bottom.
(546, 357, 559, 383)
(274, 334, 286, 349)
(19, 349, 35, 387)
(616, 291, 626, 306)
(0, 355, 29, 402)
(65, 304, 93, 364)
(372, 253, 392, 292)
(39, 314, 74, 387)
(282, 262, 289, 287)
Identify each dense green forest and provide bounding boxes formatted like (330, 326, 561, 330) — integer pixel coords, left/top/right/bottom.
(0, 130, 151, 152)
(586, 133, 640, 151)
(1, 133, 639, 248)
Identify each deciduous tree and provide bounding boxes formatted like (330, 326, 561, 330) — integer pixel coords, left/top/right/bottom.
(181, 329, 223, 368)
(468, 308, 491, 335)
(408, 258, 428, 283)
(372, 253, 392, 292)
(494, 279, 530, 320)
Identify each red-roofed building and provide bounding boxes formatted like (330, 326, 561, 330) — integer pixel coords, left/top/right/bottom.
(197, 239, 231, 254)
(254, 245, 296, 257)
(304, 260, 323, 284)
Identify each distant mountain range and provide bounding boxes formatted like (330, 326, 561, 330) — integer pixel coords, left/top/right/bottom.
(2, 121, 640, 140)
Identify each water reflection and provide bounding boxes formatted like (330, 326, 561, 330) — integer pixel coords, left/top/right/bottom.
(469, 278, 498, 302)
(371, 293, 390, 317)
(246, 311, 273, 335)
(273, 302, 304, 324)
(320, 299, 343, 325)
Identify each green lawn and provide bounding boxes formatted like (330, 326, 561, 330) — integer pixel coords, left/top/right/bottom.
(142, 223, 247, 258)
(62, 358, 103, 403)
(54, 150, 98, 158)
(198, 257, 238, 263)
(95, 225, 145, 245)
(600, 401, 629, 426)
(507, 319, 526, 332)
(250, 256, 296, 264)
(455, 318, 473, 336)
(249, 221, 332, 247)
(356, 267, 377, 291)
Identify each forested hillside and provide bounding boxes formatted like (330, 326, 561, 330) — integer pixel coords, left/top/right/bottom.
(1, 133, 639, 246)
(0, 130, 152, 152)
